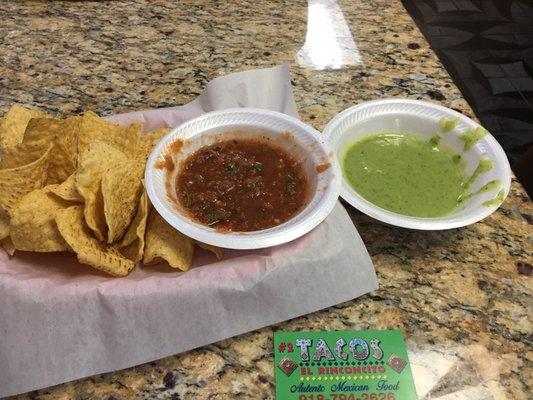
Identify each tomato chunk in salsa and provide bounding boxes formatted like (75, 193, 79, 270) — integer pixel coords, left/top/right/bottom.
(176, 138, 309, 231)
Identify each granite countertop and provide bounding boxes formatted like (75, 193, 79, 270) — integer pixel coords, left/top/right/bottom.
(1, 0, 531, 399)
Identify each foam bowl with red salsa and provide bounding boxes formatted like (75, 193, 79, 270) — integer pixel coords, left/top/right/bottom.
(145, 108, 340, 250)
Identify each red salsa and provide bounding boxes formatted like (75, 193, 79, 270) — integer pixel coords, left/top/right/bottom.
(176, 138, 309, 231)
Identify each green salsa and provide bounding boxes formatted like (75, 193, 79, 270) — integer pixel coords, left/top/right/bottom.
(459, 126, 487, 151)
(343, 133, 469, 217)
(483, 189, 505, 207)
(439, 117, 459, 132)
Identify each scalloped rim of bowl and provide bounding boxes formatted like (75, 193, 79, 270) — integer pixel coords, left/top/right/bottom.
(322, 99, 512, 230)
(145, 108, 341, 249)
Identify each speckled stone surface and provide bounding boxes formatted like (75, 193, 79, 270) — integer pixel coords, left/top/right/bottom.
(1, 0, 531, 399)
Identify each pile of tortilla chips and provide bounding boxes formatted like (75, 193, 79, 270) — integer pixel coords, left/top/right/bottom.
(0, 104, 222, 277)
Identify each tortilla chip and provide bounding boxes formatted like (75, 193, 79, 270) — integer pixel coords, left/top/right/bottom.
(1, 237, 16, 256)
(75, 140, 128, 241)
(194, 240, 224, 260)
(48, 174, 83, 202)
(143, 209, 193, 271)
(0, 145, 52, 214)
(24, 116, 81, 183)
(78, 111, 142, 157)
(0, 104, 49, 148)
(102, 160, 144, 243)
(136, 127, 170, 161)
(0, 136, 49, 170)
(0, 207, 10, 241)
(56, 205, 135, 277)
(119, 191, 149, 262)
(10, 186, 70, 252)
(0, 116, 81, 185)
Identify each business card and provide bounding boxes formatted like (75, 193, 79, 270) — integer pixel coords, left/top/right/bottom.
(274, 329, 417, 400)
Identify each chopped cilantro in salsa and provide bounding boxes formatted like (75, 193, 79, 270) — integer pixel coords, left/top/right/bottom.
(176, 138, 309, 231)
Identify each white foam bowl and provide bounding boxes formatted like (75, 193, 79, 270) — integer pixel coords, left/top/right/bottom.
(322, 99, 511, 230)
(145, 108, 340, 249)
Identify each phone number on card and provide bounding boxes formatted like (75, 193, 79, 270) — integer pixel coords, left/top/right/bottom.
(297, 394, 396, 400)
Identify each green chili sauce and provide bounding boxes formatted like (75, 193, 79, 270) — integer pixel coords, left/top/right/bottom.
(343, 133, 470, 217)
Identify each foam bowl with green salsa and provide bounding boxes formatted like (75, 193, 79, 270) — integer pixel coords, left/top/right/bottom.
(323, 99, 511, 230)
